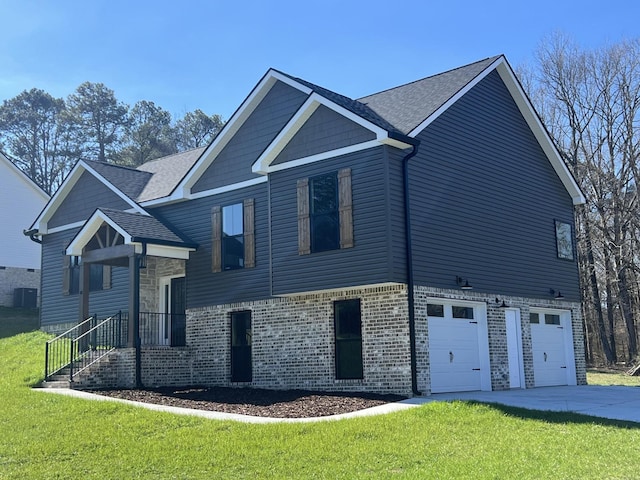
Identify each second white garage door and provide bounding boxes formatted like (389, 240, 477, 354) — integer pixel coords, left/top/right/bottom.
(428, 302, 489, 393)
(530, 311, 575, 387)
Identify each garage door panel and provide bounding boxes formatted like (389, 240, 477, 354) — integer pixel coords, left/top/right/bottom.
(531, 321, 568, 387)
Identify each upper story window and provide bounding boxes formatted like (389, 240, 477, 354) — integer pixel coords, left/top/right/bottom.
(555, 220, 574, 260)
(297, 168, 353, 255)
(222, 203, 244, 270)
(211, 199, 255, 273)
(310, 173, 339, 253)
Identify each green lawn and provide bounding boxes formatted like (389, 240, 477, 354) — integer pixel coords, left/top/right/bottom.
(1, 332, 640, 479)
(588, 368, 640, 387)
(0, 307, 40, 339)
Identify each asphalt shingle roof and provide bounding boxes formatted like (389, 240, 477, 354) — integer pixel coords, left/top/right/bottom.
(85, 161, 152, 202)
(357, 56, 501, 134)
(98, 208, 196, 248)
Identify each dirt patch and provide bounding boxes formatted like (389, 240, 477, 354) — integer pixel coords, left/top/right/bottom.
(93, 386, 406, 418)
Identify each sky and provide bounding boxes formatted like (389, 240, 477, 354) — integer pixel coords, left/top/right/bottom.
(1, 0, 639, 121)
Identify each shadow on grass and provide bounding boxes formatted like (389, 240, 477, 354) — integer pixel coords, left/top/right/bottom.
(0, 307, 40, 339)
(465, 400, 640, 429)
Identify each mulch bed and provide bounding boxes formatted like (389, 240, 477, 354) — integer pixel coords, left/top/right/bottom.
(92, 386, 406, 418)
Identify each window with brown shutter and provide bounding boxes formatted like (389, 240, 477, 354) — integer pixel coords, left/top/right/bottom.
(212, 200, 255, 271)
(243, 198, 255, 268)
(298, 169, 353, 255)
(211, 205, 222, 272)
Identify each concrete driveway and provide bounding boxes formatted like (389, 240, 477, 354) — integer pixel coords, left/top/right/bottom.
(414, 385, 640, 423)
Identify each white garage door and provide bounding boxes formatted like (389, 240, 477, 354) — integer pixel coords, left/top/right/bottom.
(428, 303, 484, 393)
(530, 312, 569, 387)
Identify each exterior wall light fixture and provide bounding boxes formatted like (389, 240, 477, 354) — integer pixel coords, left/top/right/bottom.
(549, 289, 564, 300)
(456, 276, 473, 290)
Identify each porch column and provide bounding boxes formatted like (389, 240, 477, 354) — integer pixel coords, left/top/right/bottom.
(79, 260, 90, 323)
(128, 251, 142, 387)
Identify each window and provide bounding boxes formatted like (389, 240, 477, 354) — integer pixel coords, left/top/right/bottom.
(530, 313, 540, 324)
(555, 220, 574, 260)
(545, 314, 561, 325)
(297, 168, 353, 255)
(334, 299, 363, 379)
(230, 311, 252, 382)
(452, 306, 474, 319)
(68, 256, 105, 295)
(427, 304, 444, 317)
(222, 203, 244, 270)
(310, 173, 339, 253)
(211, 199, 255, 273)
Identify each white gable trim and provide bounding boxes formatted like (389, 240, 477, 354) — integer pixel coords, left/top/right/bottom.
(265, 140, 381, 174)
(252, 93, 411, 175)
(47, 221, 86, 234)
(409, 56, 585, 205)
(187, 176, 268, 201)
(0, 151, 49, 201)
(174, 70, 313, 199)
(32, 161, 148, 234)
(66, 209, 132, 256)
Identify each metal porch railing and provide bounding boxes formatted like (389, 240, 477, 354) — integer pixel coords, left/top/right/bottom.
(44, 312, 128, 381)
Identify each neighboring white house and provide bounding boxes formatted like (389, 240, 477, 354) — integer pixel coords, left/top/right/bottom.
(0, 151, 49, 307)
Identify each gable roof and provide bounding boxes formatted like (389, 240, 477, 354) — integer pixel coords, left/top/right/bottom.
(358, 56, 501, 135)
(66, 208, 196, 259)
(0, 150, 49, 202)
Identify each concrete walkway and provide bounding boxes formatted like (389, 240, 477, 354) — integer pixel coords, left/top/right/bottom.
(37, 385, 640, 424)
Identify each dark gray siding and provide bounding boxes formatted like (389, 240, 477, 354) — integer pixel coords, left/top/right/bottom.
(273, 105, 376, 165)
(49, 171, 131, 228)
(40, 229, 129, 326)
(153, 183, 270, 308)
(270, 146, 393, 295)
(386, 146, 408, 283)
(406, 70, 580, 301)
(192, 81, 308, 192)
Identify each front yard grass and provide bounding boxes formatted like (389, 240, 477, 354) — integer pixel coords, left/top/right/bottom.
(0, 306, 39, 338)
(587, 368, 640, 387)
(2, 331, 640, 479)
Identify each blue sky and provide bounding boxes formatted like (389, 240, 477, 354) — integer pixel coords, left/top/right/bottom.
(1, 0, 638, 120)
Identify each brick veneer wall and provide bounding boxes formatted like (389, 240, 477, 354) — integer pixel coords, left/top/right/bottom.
(186, 283, 412, 395)
(413, 286, 586, 394)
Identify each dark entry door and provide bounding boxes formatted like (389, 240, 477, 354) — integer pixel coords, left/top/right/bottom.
(231, 311, 252, 382)
(170, 277, 186, 346)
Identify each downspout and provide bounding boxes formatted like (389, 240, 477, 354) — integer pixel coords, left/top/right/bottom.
(23, 228, 42, 244)
(391, 132, 421, 396)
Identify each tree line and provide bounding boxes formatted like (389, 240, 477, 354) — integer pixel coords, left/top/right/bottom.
(0, 82, 224, 195)
(521, 34, 640, 366)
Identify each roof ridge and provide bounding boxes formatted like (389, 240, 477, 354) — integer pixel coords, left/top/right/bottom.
(357, 55, 503, 100)
(138, 146, 206, 167)
(84, 159, 148, 174)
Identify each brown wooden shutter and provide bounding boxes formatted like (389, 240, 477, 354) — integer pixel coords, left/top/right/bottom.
(211, 205, 222, 272)
(297, 178, 311, 255)
(62, 254, 70, 296)
(243, 198, 255, 268)
(102, 265, 112, 290)
(338, 168, 353, 249)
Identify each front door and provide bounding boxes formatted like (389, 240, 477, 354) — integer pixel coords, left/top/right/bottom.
(231, 311, 252, 382)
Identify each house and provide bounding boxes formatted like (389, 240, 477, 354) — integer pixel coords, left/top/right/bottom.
(0, 151, 49, 308)
(31, 55, 587, 396)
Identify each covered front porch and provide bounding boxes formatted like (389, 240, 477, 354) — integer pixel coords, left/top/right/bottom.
(46, 208, 196, 386)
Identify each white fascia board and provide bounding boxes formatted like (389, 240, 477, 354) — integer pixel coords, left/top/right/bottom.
(47, 221, 86, 234)
(252, 92, 403, 175)
(493, 61, 586, 205)
(409, 56, 503, 138)
(187, 176, 268, 201)
(135, 243, 194, 260)
(33, 161, 147, 234)
(265, 140, 381, 174)
(176, 70, 313, 197)
(66, 209, 132, 256)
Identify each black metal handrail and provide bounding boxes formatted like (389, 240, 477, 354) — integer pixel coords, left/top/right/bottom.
(45, 315, 96, 381)
(139, 312, 186, 347)
(69, 312, 128, 379)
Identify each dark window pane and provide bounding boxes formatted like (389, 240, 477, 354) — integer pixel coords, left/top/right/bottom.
(311, 212, 339, 252)
(334, 299, 363, 379)
(530, 313, 540, 324)
(89, 264, 103, 292)
(310, 173, 339, 253)
(222, 202, 244, 270)
(545, 314, 561, 325)
(231, 311, 252, 382)
(427, 304, 444, 317)
(311, 174, 337, 214)
(452, 306, 474, 319)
